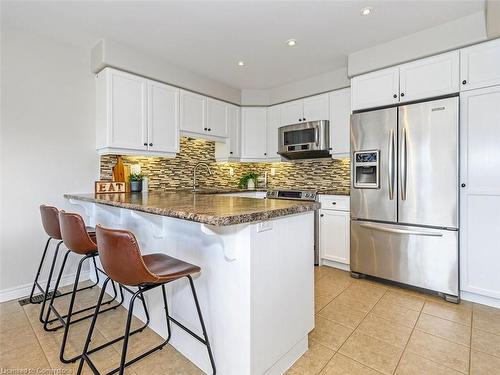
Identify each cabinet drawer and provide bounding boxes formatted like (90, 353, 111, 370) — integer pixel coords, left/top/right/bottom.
(319, 195, 350, 211)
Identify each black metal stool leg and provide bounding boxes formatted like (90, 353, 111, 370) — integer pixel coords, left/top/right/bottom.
(29, 237, 52, 303)
(38, 240, 63, 323)
(43, 249, 71, 331)
(117, 289, 141, 375)
(187, 275, 216, 375)
(58, 253, 91, 363)
(77, 277, 111, 375)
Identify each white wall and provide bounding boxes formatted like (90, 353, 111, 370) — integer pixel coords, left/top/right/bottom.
(487, 0, 500, 38)
(240, 67, 350, 106)
(348, 12, 487, 77)
(0, 24, 98, 299)
(91, 39, 242, 105)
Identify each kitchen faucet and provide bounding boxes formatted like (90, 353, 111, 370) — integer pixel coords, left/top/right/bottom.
(193, 162, 212, 191)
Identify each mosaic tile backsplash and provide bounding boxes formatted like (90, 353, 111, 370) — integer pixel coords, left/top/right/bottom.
(100, 137, 350, 192)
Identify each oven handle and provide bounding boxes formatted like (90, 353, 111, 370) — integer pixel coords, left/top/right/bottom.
(314, 126, 319, 147)
(359, 223, 443, 237)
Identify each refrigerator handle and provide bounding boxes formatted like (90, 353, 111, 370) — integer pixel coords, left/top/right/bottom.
(400, 127, 407, 201)
(388, 129, 395, 200)
(359, 223, 443, 237)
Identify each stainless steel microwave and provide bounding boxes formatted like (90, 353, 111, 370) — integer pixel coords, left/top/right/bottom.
(277, 120, 330, 160)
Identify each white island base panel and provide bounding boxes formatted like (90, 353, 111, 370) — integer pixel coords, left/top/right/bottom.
(69, 200, 314, 375)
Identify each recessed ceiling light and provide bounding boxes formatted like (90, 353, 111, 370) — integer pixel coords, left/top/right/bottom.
(360, 7, 372, 16)
(286, 39, 297, 47)
(237, 61, 245, 67)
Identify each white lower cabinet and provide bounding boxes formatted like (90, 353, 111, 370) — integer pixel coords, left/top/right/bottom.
(319, 195, 350, 269)
(460, 85, 500, 305)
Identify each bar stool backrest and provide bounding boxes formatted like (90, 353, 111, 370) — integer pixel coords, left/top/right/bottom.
(40, 205, 62, 240)
(59, 211, 97, 255)
(95, 225, 160, 286)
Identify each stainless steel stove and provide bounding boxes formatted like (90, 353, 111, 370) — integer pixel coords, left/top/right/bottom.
(266, 189, 320, 265)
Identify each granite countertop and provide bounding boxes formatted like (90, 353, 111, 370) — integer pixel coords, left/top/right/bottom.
(64, 191, 320, 226)
(180, 186, 350, 196)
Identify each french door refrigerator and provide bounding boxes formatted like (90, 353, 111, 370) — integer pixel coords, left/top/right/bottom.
(350, 97, 459, 301)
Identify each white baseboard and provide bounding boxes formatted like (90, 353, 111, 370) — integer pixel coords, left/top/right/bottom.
(320, 259, 350, 271)
(461, 291, 500, 309)
(0, 270, 90, 303)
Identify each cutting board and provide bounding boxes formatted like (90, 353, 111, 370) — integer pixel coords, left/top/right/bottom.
(112, 156, 125, 182)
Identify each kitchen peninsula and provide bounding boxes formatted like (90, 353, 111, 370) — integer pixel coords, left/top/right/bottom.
(65, 191, 319, 375)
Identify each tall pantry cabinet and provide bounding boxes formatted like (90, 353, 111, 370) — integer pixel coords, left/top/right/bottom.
(459, 38, 500, 306)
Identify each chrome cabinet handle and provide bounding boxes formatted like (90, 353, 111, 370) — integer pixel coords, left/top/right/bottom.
(400, 127, 408, 201)
(359, 223, 443, 237)
(388, 129, 395, 200)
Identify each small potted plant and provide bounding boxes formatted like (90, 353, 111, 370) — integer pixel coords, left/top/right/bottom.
(129, 173, 144, 192)
(239, 172, 259, 189)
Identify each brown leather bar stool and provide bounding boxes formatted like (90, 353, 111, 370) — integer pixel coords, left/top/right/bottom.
(31, 205, 100, 324)
(77, 225, 216, 375)
(43, 211, 136, 364)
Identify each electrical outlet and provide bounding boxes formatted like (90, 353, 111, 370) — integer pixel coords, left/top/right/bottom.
(229, 167, 234, 176)
(270, 168, 276, 176)
(257, 221, 273, 232)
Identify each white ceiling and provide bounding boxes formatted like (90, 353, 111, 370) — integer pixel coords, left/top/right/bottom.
(2, 1, 484, 90)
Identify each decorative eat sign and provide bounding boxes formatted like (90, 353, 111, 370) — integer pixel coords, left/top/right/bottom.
(95, 181, 126, 194)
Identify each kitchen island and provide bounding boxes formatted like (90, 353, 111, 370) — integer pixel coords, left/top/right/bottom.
(65, 191, 318, 375)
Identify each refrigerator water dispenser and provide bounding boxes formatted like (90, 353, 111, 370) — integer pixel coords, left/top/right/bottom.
(354, 150, 380, 188)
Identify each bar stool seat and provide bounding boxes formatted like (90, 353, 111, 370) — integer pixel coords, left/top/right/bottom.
(30, 206, 100, 324)
(142, 254, 200, 282)
(44, 211, 130, 364)
(77, 225, 216, 375)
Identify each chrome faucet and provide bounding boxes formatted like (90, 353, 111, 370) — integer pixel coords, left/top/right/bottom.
(193, 162, 212, 191)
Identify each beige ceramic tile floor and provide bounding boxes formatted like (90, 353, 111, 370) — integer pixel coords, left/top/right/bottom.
(1, 267, 500, 374)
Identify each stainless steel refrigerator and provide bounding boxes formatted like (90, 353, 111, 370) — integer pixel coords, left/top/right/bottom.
(350, 97, 459, 302)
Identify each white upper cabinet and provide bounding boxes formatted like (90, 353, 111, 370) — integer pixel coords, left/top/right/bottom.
(180, 90, 206, 134)
(351, 67, 399, 111)
(206, 98, 228, 138)
(266, 105, 281, 160)
(280, 100, 303, 125)
(147, 81, 180, 154)
(215, 104, 240, 161)
(460, 38, 500, 91)
(280, 94, 330, 125)
(329, 88, 351, 157)
(227, 105, 241, 158)
(97, 68, 147, 151)
(241, 107, 267, 160)
(352, 51, 460, 110)
(96, 68, 178, 157)
(303, 94, 329, 122)
(399, 51, 459, 103)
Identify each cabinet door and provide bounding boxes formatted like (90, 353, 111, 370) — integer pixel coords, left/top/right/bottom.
(147, 81, 179, 154)
(241, 107, 267, 159)
(266, 105, 281, 159)
(180, 90, 206, 134)
(329, 88, 351, 157)
(108, 69, 147, 150)
(351, 67, 399, 111)
(399, 51, 459, 103)
(303, 94, 329, 122)
(280, 100, 303, 125)
(319, 210, 350, 265)
(227, 104, 241, 157)
(460, 86, 500, 299)
(206, 98, 228, 137)
(461, 38, 500, 91)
